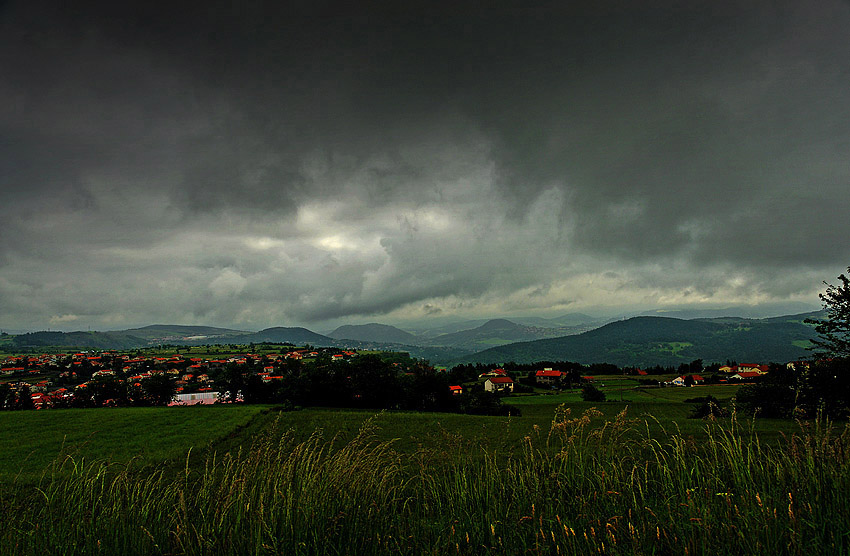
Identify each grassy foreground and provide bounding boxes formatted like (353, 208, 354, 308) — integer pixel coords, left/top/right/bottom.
(1, 407, 848, 555)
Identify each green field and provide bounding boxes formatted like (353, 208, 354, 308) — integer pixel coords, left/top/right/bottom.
(0, 405, 271, 482)
(0, 387, 847, 555)
(0, 383, 802, 483)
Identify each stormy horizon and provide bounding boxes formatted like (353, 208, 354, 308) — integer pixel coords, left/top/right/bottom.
(2, 0, 849, 333)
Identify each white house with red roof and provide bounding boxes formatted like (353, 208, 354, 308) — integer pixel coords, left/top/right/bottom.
(731, 371, 762, 381)
(484, 376, 514, 393)
(672, 374, 705, 387)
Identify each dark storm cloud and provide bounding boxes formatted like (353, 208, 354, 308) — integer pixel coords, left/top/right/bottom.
(0, 0, 847, 329)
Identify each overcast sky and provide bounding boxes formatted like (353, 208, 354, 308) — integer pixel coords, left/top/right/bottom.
(2, 0, 849, 332)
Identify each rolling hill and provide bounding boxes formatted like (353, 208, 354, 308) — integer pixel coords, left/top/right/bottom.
(225, 327, 335, 346)
(458, 315, 819, 367)
(422, 319, 556, 351)
(11, 325, 250, 350)
(121, 324, 249, 340)
(329, 323, 417, 344)
(11, 330, 149, 350)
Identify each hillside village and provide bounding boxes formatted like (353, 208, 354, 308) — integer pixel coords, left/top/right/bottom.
(0, 345, 800, 411)
(0, 347, 348, 409)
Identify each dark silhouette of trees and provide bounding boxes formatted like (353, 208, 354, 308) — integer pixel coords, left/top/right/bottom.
(0, 384, 12, 409)
(807, 268, 850, 359)
(795, 360, 850, 418)
(799, 267, 850, 417)
(14, 384, 35, 410)
(737, 382, 796, 418)
(141, 373, 177, 406)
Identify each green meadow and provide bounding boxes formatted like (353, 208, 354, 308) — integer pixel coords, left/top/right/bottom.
(0, 383, 803, 482)
(0, 384, 847, 555)
(0, 405, 270, 483)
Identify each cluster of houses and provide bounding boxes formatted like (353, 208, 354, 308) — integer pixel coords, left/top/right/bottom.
(447, 362, 785, 397)
(0, 347, 359, 409)
(669, 363, 776, 387)
(449, 367, 577, 396)
(446, 368, 518, 397)
(1, 347, 804, 409)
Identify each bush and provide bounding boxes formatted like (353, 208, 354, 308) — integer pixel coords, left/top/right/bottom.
(736, 383, 796, 418)
(512, 382, 534, 394)
(795, 360, 850, 418)
(581, 384, 606, 402)
(458, 390, 521, 416)
(689, 395, 729, 419)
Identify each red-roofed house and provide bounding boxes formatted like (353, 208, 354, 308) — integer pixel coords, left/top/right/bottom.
(449, 385, 463, 395)
(31, 392, 50, 409)
(535, 368, 562, 385)
(484, 376, 514, 393)
(672, 374, 705, 387)
(738, 364, 768, 374)
(731, 371, 762, 381)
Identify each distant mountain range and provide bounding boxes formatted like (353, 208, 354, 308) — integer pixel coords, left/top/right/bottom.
(6, 311, 825, 368)
(7, 324, 469, 362)
(455, 312, 824, 367)
(325, 317, 600, 352)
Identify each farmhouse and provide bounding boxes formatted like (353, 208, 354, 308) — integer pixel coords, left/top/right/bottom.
(671, 374, 704, 387)
(448, 385, 463, 395)
(731, 371, 762, 381)
(738, 363, 768, 374)
(535, 368, 562, 386)
(484, 376, 514, 393)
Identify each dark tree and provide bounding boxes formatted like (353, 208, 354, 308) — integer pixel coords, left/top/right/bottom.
(806, 268, 850, 360)
(141, 373, 177, 406)
(215, 363, 246, 403)
(581, 384, 606, 402)
(800, 268, 850, 417)
(0, 383, 11, 410)
(795, 359, 850, 418)
(736, 383, 796, 418)
(689, 395, 729, 419)
(14, 384, 35, 410)
(458, 390, 519, 416)
(88, 375, 128, 406)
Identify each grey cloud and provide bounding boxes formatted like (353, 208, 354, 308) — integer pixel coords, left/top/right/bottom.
(0, 0, 847, 329)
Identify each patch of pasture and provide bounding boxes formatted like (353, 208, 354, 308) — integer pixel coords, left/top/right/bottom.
(0, 405, 270, 483)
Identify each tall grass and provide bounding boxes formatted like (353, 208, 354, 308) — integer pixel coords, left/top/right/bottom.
(2, 408, 848, 555)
